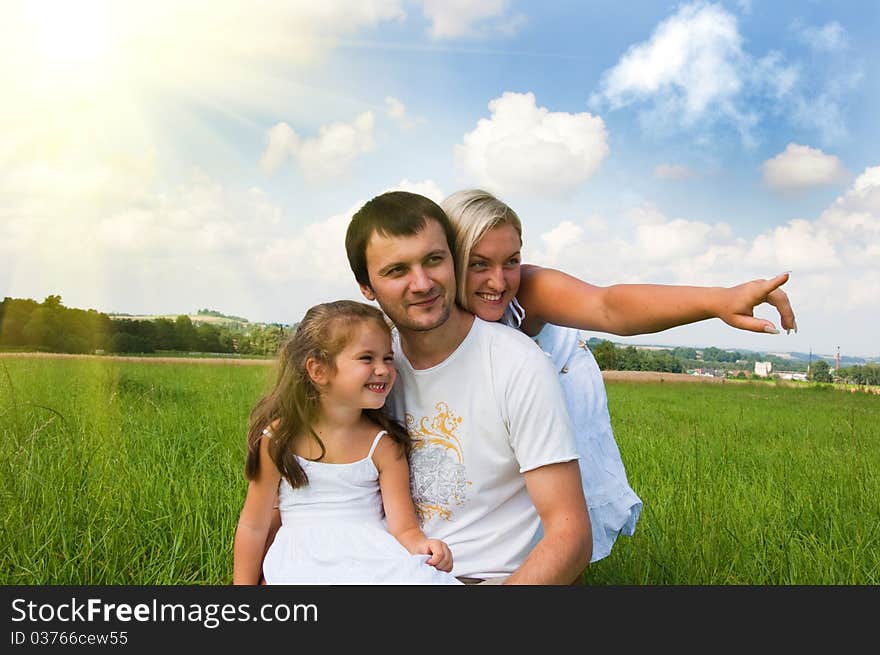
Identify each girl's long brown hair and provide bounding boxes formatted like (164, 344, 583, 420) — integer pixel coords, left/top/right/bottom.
(244, 300, 409, 488)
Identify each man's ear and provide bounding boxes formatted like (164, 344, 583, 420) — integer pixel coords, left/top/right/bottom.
(305, 357, 329, 387)
(359, 283, 376, 302)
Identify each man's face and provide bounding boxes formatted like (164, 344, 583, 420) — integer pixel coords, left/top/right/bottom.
(360, 219, 456, 333)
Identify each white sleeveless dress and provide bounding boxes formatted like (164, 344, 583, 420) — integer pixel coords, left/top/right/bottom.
(261, 429, 462, 585)
(502, 299, 642, 562)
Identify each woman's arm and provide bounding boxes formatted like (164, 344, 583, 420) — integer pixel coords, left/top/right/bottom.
(517, 265, 797, 337)
(232, 437, 282, 585)
(374, 438, 453, 572)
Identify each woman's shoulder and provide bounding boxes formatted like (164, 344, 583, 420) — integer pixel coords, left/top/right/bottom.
(518, 264, 569, 299)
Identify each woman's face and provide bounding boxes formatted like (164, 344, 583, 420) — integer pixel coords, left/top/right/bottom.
(464, 223, 522, 322)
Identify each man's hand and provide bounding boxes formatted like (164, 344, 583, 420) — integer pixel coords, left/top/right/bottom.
(717, 272, 797, 335)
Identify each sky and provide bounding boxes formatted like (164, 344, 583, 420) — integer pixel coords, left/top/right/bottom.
(2, 0, 878, 358)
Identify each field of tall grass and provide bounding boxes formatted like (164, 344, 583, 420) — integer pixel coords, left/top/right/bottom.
(2, 355, 878, 584)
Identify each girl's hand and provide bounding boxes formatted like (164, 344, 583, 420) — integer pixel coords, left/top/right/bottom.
(423, 538, 454, 572)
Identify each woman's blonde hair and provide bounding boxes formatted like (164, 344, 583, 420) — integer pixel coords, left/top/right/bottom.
(244, 300, 409, 489)
(441, 189, 523, 312)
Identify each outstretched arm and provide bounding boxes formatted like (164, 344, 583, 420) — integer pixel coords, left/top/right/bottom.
(517, 265, 797, 337)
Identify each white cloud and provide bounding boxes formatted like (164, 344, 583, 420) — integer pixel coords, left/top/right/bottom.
(849, 166, 880, 205)
(259, 112, 376, 180)
(540, 221, 585, 258)
(592, 2, 744, 120)
(750, 51, 799, 100)
(591, 2, 853, 145)
(747, 219, 840, 272)
(455, 92, 609, 197)
(259, 123, 300, 174)
(817, 166, 880, 250)
(654, 164, 699, 180)
(790, 93, 850, 145)
(257, 208, 355, 284)
(422, 0, 525, 39)
(846, 270, 880, 309)
(384, 96, 424, 130)
(385, 96, 407, 120)
(387, 179, 445, 203)
(761, 144, 848, 191)
(0, 166, 364, 322)
(633, 218, 728, 262)
(524, 166, 880, 354)
(796, 21, 848, 52)
(625, 204, 669, 226)
(297, 112, 375, 179)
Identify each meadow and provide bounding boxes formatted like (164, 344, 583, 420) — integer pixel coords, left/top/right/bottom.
(1, 355, 878, 585)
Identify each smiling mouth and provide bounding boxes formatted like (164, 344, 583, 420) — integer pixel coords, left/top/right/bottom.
(365, 383, 387, 393)
(410, 294, 440, 308)
(476, 292, 504, 303)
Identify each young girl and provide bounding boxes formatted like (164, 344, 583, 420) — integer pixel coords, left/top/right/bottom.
(232, 300, 461, 585)
(441, 189, 797, 563)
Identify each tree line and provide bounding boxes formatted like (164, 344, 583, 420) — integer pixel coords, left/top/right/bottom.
(587, 339, 807, 375)
(3, 296, 876, 383)
(0, 296, 291, 356)
(832, 362, 880, 386)
(589, 340, 685, 373)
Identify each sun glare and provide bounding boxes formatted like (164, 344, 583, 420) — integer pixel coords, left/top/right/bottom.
(26, 0, 117, 90)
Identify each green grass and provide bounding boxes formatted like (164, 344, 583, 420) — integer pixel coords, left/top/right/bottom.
(0, 357, 274, 584)
(2, 357, 878, 584)
(583, 381, 880, 585)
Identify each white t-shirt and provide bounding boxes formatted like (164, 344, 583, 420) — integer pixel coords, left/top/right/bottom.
(387, 317, 578, 579)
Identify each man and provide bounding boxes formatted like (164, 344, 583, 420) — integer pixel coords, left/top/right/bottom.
(345, 191, 591, 584)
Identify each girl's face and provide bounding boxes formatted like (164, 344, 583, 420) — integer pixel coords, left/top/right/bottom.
(464, 224, 522, 323)
(324, 321, 396, 411)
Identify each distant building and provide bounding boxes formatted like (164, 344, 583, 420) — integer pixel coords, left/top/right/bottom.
(755, 361, 773, 377)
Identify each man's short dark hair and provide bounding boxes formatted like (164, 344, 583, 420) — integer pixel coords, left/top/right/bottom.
(345, 191, 457, 289)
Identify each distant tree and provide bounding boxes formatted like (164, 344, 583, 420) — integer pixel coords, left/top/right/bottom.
(810, 359, 833, 383)
(701, 346, 741, 363)
(838, 364, 880, 386)
(591, 340, 617, 370)
(109, 332, 154, 353)
(195, 323, 229, 353)
(22, 307, 58, 350)
(0, 297, 40, 346)
(618, 346, 641, 371)
(152, 318, 177, 350)
(42, 294, 63, 310)
(175, 315, 198, 351)
(672, 346, 697, 360)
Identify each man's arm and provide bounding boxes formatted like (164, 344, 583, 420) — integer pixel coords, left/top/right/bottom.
(497, 330, 591, 585)
(506, 460, 591, 585)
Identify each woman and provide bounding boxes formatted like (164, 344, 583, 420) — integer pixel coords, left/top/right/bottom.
(441, 189, 796, 562)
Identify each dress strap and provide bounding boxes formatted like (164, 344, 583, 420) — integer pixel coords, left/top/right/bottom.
(500, 297, 526, 328)
(366, 430, 388, 460)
